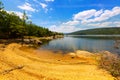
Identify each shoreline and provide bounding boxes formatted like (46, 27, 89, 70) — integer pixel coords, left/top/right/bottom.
(0, 43, 116, 80)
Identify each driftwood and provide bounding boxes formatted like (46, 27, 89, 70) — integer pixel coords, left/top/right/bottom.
(0, 65, 24, 75)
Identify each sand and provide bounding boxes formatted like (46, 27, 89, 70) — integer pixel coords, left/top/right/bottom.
(0, 43, 115, 80)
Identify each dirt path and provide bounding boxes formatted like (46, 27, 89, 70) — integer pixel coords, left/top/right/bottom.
(0, 43, 115, 80)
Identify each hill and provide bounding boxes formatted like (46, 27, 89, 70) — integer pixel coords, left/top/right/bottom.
(68, 27, 120, 35)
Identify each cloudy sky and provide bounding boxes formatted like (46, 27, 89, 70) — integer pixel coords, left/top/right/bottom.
(2, 0, 120, 33)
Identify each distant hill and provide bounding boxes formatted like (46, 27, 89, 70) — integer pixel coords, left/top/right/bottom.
(68, 27, 120, 35)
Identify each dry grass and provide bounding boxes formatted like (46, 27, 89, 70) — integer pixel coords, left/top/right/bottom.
(98, 51, 120, 79)
(0, 43, 115, 80)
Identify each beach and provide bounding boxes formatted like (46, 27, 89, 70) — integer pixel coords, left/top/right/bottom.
(0, 43, 115, 80)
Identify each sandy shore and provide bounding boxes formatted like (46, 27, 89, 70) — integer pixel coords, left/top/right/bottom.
(0, 43, 115, 80)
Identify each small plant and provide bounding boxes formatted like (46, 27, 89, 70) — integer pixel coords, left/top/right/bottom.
(98, 51, 120, 77)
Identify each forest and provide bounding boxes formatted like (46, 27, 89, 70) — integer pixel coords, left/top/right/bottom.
(0, 1, 62, 39)
(68, 27, 120, 35)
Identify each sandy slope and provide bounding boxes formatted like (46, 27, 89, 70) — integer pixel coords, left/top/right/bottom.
(0, 43, 115, 80)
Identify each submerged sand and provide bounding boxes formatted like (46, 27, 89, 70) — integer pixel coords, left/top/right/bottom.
(0, 43, 115, 80)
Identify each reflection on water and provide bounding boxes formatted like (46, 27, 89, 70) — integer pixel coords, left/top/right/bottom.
(39, 35, 120, 54)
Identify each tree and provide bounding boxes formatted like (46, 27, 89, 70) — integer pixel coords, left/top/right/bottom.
(21, 11, 28, 44)
(0, 1, 4, 10)
(22, 11, 28, 26)
(0, 1, 5, 27)
(0, 1, 62, 39)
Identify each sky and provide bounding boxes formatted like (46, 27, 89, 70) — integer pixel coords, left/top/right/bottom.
(2, 0, 120, 33)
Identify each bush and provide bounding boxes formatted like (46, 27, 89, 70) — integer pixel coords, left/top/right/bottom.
(98, 51, 120, 77)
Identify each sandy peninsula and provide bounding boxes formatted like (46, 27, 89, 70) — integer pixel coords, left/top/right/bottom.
(0, 43, 115, 80)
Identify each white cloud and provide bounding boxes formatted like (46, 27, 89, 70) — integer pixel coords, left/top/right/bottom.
(111, 21, 120, 27)
(49, 25, 81, 33)
(6, 11, 32, 18)
(39, 3, 49, 13)
(45, 0, 54, 2)
(49, 6, 120, 33)
(73, 9, 96, 20)
(94, 9, 103, 17)
(114, 21, 120, 26)
(40, 3, 47, 9)
(87, 21, 120, 28)
(78, 6, 120, 23)
(6, 11, 23, 18)
(45, 8, 48, 13)
(49, 21, 81, 33)
(87, 22, 113, 27)
(62, 20, 79, 26)
(18, 2, 36, 12)
(33, 0, 51, 13)
(13, 11, 23, 18)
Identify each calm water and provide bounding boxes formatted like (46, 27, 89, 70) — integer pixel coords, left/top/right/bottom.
(40, 35, 120, 54)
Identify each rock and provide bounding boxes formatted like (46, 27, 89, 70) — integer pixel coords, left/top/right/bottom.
(34, 39, 42, 45)
(68, 52, 76, 57)
(75, 50, 93, 58)
(24, 39, 30, 44)
(25, 39, 42, 45)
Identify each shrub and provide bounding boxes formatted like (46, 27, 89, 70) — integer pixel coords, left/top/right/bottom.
(98, 51, 120, 77)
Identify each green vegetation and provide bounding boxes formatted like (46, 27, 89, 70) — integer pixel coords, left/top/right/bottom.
(68, 27, 120, 35)
(98, 51, 120, 77)
(0, 1, 62, 39)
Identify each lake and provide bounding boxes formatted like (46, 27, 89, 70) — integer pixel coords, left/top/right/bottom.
(39, 35, 120, 54)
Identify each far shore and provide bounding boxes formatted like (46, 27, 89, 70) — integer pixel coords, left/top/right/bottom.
(0, 35, 64, 45)
(0, 43, 116, 80)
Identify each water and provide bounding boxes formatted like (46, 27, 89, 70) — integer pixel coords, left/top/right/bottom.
(39, 35, 120, 54)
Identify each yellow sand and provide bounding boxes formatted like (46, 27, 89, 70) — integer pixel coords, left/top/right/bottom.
(0, 43, 115, 80)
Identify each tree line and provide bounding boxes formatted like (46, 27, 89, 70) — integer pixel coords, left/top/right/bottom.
(68, 27, 120, 35)
(0, 1, 62, 39)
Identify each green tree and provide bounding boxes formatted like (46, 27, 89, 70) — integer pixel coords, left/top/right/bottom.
(22, 11, 28, 25)
(0, 1, 62, 39)
(0, 1, 4, 10)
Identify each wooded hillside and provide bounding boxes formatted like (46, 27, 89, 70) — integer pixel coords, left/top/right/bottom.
(68, 27, 120, 35)
(0, 1, 62, 39)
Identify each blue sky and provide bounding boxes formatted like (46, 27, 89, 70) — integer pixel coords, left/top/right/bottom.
(2, 0, 120, 33)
